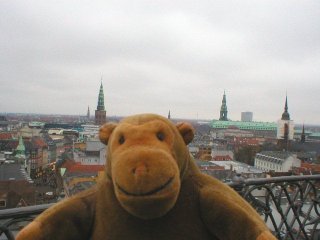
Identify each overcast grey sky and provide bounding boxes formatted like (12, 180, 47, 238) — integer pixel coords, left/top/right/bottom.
(0, 1, 319, 124)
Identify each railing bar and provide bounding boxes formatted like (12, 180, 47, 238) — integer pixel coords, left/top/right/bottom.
(244, 184, 283, 238)
(0, 203, 54, 220)
(265, 184, 288, 239)
(310, 221, 320, 239)
(290, 183, 305, 239)
(228, 175, 320, 188)
(0, 225, 15, 240)
(299, 182, 315, 234)
(0, 175, 319, 240)
(275, 184, 292, 237)
(284, 182, 311, 240)
(299, 203, 314, 238)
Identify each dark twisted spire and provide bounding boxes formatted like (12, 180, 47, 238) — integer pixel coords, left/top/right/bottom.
(281, 95, 290, 120)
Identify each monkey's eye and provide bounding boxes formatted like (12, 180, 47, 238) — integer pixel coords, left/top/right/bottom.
(156, 132, 165, 141)
(119, 135, 125, 145)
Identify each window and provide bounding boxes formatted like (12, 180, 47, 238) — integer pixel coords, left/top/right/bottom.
(0, 200, 6, 208)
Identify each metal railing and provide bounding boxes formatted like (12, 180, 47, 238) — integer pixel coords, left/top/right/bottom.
(0, 204, 53, 240)
(229, 174, 320, 240)
(1, 175, 320, 240)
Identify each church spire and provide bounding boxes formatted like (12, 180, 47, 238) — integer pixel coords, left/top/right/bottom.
(277, 94, 294, 151)
(15, 135, 26, 159)
(87, 106, 90, 120)
(95, 80, 107, 125)
(97, 81, 105, 111)
(301, 123, 306, 143)
(219, 90, 228, 121)
(281, 94, 290, 120)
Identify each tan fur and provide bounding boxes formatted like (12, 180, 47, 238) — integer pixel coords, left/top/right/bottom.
(257, 231, 277, 240)
(17, 114, 276, 240)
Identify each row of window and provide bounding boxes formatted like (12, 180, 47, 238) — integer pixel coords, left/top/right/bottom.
(81, 158, 99, 163)
(255, 160, 283, 171)
(0, 199, 6, 208)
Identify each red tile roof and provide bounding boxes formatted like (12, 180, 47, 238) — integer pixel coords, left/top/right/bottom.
(4, 140, 19, 149)
(234, 137, 260, 146)
(199, 165, 225, 170)
(212, 155, 232, 161)
(61, 159, 76, 169)
(300, 162, 320, 172)
(67, 163, 104, 173)
(32, 137, 47, 148)
(0, 133, 14, 140)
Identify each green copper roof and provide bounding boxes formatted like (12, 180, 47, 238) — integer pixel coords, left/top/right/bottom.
(310, 132, 320, 137)
(16, 136, 25, 152)
(15, 136, 26, 158)
(211, 120, 277, 131)
(29, 122, 45, 127)
(294, 129, 312, 134)
(219, 91, 228, 121)
(97, 82, 105, 111)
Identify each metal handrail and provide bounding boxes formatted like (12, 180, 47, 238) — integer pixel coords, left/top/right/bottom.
(228, 174, 320, 240)
(0, 203, 54, 220)
(1, 175, 320, 240)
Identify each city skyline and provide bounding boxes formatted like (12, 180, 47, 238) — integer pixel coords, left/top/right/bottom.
(0, 1, 319, 124)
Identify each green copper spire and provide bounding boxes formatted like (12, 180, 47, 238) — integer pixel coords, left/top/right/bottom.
(95, 80, 107, 125)
(97, 81, 105, 111)
(15, 135, 26, 158)
(219, 90, 228, 121)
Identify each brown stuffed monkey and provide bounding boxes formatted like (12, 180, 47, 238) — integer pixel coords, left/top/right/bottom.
(17, 114, 276, 240)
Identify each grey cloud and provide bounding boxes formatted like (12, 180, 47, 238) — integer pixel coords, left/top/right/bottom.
(0, 0, 319, 124)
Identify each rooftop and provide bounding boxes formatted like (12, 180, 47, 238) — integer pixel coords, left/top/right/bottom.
(0, 163, 27, 181)
(209, 160, 263, 174)
(67, 164, 104, 173)
(211, 120, 277, 131)
(257, 151, 294, 160)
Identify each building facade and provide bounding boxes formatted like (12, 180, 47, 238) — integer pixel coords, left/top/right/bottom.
(241, 112, 253, 122)
(254, 151, 301, 172)
(73, 139, 106, 165)
(211, 120, 277, 138)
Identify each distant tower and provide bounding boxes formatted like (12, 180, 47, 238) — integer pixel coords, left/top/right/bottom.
(87, 106, 90, 120)
(277, 95, 294, 150)
(301, 123, 306, 143)
(219, 91, 228, 121)
(15, 135, 26, 167)
(95, 81, 107, 125)
(281, 95, 290, 120)
(15, 135, 26, 157)
(241, 112, 253, 122)
(168, 110, 171, 120)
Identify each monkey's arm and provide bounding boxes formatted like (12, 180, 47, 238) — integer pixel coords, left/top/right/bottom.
(199, 176, 276, 240)
(16, 187, 96, 240)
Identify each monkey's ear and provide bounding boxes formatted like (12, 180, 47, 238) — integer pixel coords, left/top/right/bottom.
(176, 122, 195, 145)
(99, 123, 117, 145)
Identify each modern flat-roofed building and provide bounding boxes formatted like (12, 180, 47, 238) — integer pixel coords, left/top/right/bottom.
(241, 112, 253, 122)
